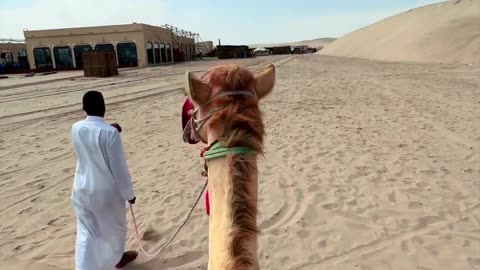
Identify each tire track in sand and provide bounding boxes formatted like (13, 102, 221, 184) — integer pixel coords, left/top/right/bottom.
(294, 203, 480, 269)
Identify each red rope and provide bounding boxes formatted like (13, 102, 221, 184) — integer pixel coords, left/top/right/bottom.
(200, 145, 211, 216)
(130, 204, 159, 258)
(200, 145, 211, 158)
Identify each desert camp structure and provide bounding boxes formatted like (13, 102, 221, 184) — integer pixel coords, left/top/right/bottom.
(23, 23, 205, 71)
(216, 45, 251, 59)
(266, 46, 291, 55)
(196, 41, 214, 56)
(253, 47, 271, 56)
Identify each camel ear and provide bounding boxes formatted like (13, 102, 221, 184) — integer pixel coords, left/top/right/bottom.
(254, 64, 275, 99)
(185, 71, 211, 105)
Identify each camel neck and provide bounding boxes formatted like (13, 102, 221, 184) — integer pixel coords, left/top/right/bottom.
(207, 156, 260, 270)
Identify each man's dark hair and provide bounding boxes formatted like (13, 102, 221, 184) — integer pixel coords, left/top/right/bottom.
(82, 91, 106, 117)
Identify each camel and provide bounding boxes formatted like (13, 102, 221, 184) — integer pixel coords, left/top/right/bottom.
(184, 64, 275, 270)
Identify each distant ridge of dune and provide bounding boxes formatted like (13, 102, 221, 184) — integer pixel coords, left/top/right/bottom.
(249, 37, 336, 49)
(319, 0, 480, 64)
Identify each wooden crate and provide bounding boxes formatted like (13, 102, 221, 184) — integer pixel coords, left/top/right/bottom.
(82, 51, 118, 77)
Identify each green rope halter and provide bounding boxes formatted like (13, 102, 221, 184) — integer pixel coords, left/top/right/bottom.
(203, 141, 255, 160)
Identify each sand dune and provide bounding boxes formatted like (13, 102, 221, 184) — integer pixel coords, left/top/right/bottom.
(1, 55, 479, 269)
(320, 0, 480, 64)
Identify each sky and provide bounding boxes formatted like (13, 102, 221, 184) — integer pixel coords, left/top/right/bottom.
(0, 0, 445, 44)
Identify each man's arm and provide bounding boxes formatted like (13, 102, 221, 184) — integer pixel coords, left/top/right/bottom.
(111, 123, 122, 133)
(107, 131, 135, 202)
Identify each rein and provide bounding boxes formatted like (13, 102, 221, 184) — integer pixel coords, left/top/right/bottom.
(183, 90, 257, 144)
(193, 90, 259, 173)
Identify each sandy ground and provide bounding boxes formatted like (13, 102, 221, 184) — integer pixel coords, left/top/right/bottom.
(0, 54, 479, 270)
(0, 71, 84, 90)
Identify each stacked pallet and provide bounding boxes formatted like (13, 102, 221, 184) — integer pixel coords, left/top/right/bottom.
(82, 51, 118, 77)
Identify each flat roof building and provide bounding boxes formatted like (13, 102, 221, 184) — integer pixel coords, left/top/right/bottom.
(0, 42, 28, 64)
(0, 42, 30, 74)
(24, 23, 196, 71)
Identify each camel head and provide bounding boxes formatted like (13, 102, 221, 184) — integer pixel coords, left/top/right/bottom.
(184, 64, 275, 146)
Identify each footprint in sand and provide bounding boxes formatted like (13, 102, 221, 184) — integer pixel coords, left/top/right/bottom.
(317, 239, 327, 248)
(20, 152, 33, 158)
(47, 218, 59, 226)
(307, 184, 321, 192)
(323, 202, 339, 210)
(3, 225, 13, 231)
(302, 156, 312, 165)
(19, 207, 33, 215)
(408, 201, 423, 209)
(466, 258, 480, 268)
(171, 214, 182, 223)
(0, 175, 12, 182)
(36, 173, 50, 179)
(164, 195, 176, 204)
(31, 197, 43, 203)
(346, 199, 357, 207)
(420, 169, 436, 175)
(177, 239, 195, 247)
(154, 209, 165, 216)
(388, 191, 396, 203)
(415, 182, 429, 188)
(141, 227, 162, 242)
(400, 240, 410, 253)
(62, 168, 74, 173)
(440, 167, 450, 174)
(415, 216, 444, 229)
(50, 147, 63, 152)
(262, 165, 274, 176)
(297, 230, 309, 239)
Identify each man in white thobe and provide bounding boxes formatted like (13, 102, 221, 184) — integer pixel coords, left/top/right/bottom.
(71, 91, 138, 270)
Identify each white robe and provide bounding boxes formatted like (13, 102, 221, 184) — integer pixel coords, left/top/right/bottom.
(71, 116, 135, 270)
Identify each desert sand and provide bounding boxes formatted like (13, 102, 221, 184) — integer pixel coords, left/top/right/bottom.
(0, 54, 479, 270)
(320, 0, 480, 65)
